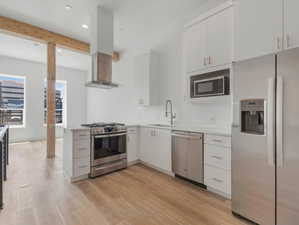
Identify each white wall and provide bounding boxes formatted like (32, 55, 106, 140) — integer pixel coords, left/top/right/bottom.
(87, 0, 231, 128)
(0, 55, 87, 142)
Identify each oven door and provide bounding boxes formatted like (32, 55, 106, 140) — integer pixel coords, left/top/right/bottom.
(192, 76, 225, 97)
(92, 132, 127, 166)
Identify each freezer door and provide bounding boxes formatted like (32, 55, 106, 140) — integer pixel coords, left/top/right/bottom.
(232, 55, 276, 225)
(277, 48, 299, 225)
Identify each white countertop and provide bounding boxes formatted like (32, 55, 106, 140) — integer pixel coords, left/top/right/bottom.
(126, 123, 231, 136)
(65, 123, 231, 136)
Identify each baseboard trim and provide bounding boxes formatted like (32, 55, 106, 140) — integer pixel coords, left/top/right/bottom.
(207, 186, 231, 199)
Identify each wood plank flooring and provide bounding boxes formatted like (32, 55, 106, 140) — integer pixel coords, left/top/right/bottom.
(0, 140, 252, 225)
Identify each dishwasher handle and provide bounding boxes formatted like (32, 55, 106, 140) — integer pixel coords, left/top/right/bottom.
(171, 133, 202, 140)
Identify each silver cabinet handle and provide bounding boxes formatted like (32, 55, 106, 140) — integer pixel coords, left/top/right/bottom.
(276, 37, 281, 50)
(208, 56, 212, 65)
(277, 76, 284, 167)
(286, 34, 291, 48)
(78, 165, 88, 169)
(267, 78, 275, 166)
(212, 139, 222, 143)
(78, 147, 87, 151)
(212, 178, 223, 183)
(211, 155, 222, 160)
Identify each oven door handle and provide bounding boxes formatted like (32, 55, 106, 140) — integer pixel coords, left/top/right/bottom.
(94, 133, 127, 138)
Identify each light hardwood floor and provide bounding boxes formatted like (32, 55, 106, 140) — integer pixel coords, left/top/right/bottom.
(0, 140, 252, 225)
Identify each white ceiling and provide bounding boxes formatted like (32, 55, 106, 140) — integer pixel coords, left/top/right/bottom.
(0, 33, 91, 71)
(0, 0, 208, 70)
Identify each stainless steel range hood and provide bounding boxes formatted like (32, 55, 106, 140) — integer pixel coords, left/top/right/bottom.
(86, 6, 118, 89)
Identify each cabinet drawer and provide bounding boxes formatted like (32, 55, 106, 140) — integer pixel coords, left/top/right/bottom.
(204, 144, 230, 170)
(73, 131, 90, 141)
(127, 127, 137, 134)
(74, 138, 90, 149)
(205, 165, 227, 193)
(205, 134, 231, 147)
(74, 157, 90, 176)
(74, 145, 90, 158)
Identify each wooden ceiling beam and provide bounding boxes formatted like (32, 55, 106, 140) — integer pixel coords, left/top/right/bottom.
(0, 15, 121, 61)
(0, 16, 90, 53)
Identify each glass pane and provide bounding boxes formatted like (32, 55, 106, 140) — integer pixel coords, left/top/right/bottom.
(0, 75, 25, 126)
(44, 81, 66, 125)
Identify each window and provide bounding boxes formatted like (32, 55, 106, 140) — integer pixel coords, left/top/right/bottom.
(0, 74, 25, 127)
(44, 81, 67, 126)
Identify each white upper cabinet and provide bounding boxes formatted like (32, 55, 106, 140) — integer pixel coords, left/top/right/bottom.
(134, 51, 160, 106)
(207, 7, 233, 67)
(234, 0, 283, 61)
(184, 20, 207, 73)
(284, 0, 299, 50)
(184, 2, 233, 73)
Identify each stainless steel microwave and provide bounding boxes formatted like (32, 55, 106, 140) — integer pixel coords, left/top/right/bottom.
(190, 69, 230, 98)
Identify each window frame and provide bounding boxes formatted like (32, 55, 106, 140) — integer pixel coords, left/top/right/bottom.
(44, 80, 67, 128)
(0, 73, 26, 129)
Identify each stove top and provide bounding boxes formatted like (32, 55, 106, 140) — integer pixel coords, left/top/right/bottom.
(81, 122, 126, 135)
(81, 122, 125, 128)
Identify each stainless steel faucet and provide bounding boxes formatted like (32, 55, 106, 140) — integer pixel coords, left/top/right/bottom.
(165, 100, 176, 126)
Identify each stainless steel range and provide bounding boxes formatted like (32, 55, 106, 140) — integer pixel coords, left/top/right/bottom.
(81, 123, 127, 178)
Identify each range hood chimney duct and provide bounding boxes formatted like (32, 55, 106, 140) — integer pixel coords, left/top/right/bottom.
(86, 6, 118, 89)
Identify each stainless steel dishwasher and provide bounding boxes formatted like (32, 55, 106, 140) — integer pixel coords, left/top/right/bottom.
(171, 130, 204, 184)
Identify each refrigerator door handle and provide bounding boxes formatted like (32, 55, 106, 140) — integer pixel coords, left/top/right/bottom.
(277, 76, 284, 167)
(267, 78, 275, 166)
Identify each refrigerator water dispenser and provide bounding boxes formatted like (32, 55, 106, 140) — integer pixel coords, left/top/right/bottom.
(240, 99, 265, 135)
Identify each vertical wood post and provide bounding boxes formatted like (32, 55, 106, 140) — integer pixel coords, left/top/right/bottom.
(47, 42, 56, 158)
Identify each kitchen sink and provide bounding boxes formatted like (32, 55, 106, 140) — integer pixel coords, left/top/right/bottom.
(149, 124, 172, 128)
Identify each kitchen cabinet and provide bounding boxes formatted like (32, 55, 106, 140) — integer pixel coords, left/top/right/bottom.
(63, 129, 90, 182)
(184, 2, 233, 73)
(184, 20, 207, 73)
(234, 0, 283, 61)
(134, 52, 159, 106)
(204, 134, 231, 198)
(207, 6, 233, 67)
(284, 0, 299, 50)
(127, 126, 139, 164)
(139, 127, 171, 173)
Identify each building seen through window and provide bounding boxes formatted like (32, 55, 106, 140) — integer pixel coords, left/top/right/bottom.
(0, 75, 25, 126)
(44, 81, 66, 125)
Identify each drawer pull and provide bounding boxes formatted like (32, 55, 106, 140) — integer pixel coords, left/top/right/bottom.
(78, 165, 88, 169)
(212, 178, 224, 183)
(212, 139, 223, 143)
(78, 148, 87, 151)
(211, 155, 223, 160)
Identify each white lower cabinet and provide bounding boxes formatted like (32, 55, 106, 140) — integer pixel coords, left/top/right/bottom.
(139, 127, 171, 173)
(204, 134, 231, 198)
(127, 127, 139, 164)
(63, 129, 91, 182)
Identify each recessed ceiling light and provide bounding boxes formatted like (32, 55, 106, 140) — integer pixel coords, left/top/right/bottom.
(57, 48, 62, 53)
(82, 24, 89, 29)
(65, 5, 72, 10)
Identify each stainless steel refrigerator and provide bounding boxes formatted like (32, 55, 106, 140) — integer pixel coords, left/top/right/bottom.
(232, 47, 299, 225)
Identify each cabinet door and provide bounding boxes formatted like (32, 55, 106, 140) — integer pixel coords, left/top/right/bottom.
(184, 22, 207, 73)
(127, 132, 138, 163)
(134, 54, 150, 106)
(207, 6, 233, 67)
(234, 0, 283, 61)
(139, 128, 152, 163)
(153, 129, 171, 172)
(284, 0, 299, 49)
